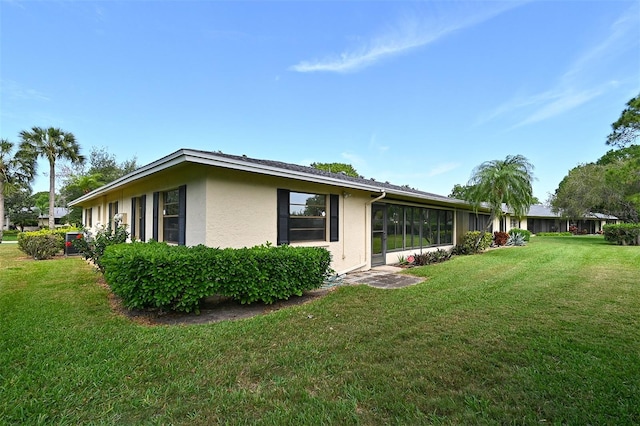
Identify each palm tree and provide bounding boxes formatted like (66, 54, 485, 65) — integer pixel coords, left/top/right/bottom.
(0, 138, 36, 241)
(19, 127, 85, 230)
(465, 154, 535, 231)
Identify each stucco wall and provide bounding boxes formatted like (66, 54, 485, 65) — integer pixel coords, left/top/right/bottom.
(201, 168, 371, 274)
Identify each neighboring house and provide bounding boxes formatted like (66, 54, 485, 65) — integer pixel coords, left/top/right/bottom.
(521, 204, 618, 234)
(38, 207, 70, 228)
(69, 149, 491, 273)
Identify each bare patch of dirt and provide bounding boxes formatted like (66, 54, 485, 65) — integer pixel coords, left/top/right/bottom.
(97, 277, 335, 326)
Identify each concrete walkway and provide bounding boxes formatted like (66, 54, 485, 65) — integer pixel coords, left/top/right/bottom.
(341, 265, 425, 289)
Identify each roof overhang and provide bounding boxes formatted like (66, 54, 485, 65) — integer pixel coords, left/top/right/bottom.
(69, 148, 478, 210)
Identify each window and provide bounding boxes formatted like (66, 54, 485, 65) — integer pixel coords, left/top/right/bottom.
(108, 201, 119, 228)
(277, 189, 338, 244)
(131, 196, 146, 241)
(163, 189, 180, 244)
(84, 207, 93, 228)
(289, 192, 326, 242)
(153, 186, 186, 245)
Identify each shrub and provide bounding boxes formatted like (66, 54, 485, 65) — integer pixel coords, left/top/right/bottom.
(536, 232, 573, 236)
(73, 216, 129, 273)
(412, 248, 452, 266)
(603, 223, 640, 246)
(101, 242, 333, 313)
(17, 230, 63, 260)
(493, 231, 509, 246)
(508, 228, 531, 241)
(453, 231, 493, 255)
(506, 233, 527, 246)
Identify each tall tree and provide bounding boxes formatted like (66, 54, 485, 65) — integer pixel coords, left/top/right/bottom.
(551, 146, 640, 223)
(464, 154, 535, 230)
(607, 93, 640, 148)
(0, 138, 36, 241)
(19, 127, 85, 229)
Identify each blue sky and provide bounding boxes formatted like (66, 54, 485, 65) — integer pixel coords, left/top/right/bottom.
(2, 0, 639, 202)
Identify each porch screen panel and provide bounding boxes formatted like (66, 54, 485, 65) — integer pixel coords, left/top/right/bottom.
(386, 205, 403, 252)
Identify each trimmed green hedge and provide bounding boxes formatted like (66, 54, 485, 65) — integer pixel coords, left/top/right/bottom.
(101, 242, 333, 313)
(603, 223, 640, 246)
(536, 232, 573, 237)
(17, 227, 81, 260)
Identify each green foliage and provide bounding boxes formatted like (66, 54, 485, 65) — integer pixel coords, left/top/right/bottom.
(73, 218, 129, 273)
(101, 242, 333, 313)
(607, 93, 640, 148)
(506, 232, 527, 246)
(412, 248, 452, 266)
(17, 229, 63, 260)
(464, 155, 535, 228)
(448, 184, 473, 199)
(551, 149, 640, 223)
(536, 232, 573, 236)
(603, 223, 640, 246)
(508, 228, 531, 241)
(453, 231, 493, 255)
(310, 162, 359, 177)
(16, 226, 81, 259)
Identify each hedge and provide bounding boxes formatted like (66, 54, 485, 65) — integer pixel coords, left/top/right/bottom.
(17, 227, 81, 260)
(101, 242, 333, 313)
(603, 223, 640, 246)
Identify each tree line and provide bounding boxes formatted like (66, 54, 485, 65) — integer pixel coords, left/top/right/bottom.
(0, 127, 137, 240)
(2, 93, 637, 242)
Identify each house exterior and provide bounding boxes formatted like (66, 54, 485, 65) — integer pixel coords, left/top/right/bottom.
(522, 204, 618, 234)
(38, 207, 70, 228)
(69, 149, 493, 274)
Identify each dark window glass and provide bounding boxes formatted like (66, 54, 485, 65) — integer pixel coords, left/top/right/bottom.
(386, 205, 403, 251)
(289, 192, 326, 242)
(163, 189, 180, 243)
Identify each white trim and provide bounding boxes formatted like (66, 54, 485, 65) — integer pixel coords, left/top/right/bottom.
(69, 148, 474, 209)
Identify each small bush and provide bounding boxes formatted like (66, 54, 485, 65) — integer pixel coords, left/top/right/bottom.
(493, 231, 509, 246)
(506, 233, 527, 246)
(453, 231, 493, 255)
(17, 230, 63, 260)
(508, 228, 531, 241)
(101, 242, 333, 313)
(603, 223, 640, 246)
(536, 232, 573, 236)
(412, 248, 452, 266)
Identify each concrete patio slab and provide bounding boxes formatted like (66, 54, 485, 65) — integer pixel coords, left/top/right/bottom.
(342, 266, 425, 289)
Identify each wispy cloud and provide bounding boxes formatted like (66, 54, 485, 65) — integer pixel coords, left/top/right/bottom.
(479, 3, 639, 128)
(290, 2, 526, 73)
(0, 79, 50, 102)
(426, 162, 461, 177)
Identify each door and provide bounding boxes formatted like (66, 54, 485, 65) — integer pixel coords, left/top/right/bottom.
(371, 203, 386, 266)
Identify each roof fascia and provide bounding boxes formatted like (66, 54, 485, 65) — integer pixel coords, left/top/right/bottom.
(69, 149, 477, 210)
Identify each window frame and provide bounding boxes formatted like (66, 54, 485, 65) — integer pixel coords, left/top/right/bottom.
(277, 189, 338, 245)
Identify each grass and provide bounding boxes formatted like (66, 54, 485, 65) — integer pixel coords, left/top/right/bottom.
(1, 236, 639, 424)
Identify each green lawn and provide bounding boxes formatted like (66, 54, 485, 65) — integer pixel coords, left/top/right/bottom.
(1, 237, 639, 424)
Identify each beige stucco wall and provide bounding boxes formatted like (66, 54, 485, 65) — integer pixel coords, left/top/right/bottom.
(76, 164, 376, 274)
(201, 167, 372, 274)
(74, 163, 478, 274)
